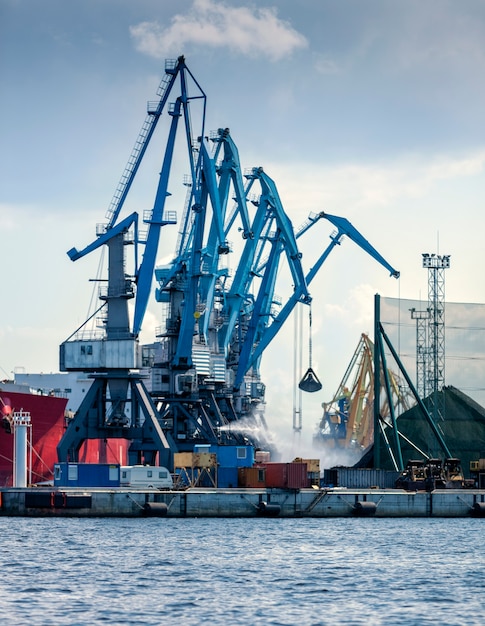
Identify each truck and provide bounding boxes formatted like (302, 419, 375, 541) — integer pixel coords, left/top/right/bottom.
(120, 465, 173, 489)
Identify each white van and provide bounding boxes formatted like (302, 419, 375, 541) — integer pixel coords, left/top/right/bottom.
(120, 465, 173, 489)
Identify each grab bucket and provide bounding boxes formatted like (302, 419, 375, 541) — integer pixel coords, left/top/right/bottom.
(298, 367, 322, 393)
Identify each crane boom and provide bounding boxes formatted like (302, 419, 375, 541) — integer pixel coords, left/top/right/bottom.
(104, 57, 184, 229)
(236, 211, 399, 384)
(322, 212, 400, 278)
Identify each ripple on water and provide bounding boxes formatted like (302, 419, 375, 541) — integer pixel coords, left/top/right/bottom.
(0, 517, 484, 625)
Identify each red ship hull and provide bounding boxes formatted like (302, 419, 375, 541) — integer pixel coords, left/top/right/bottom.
(0, 389, 128, 486)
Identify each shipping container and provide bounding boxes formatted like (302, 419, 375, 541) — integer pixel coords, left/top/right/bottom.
(263, 462, 286, 488)
(293, 458, 320, 486)
(238, 466, 266, 488)
(322, 467, 400, 489)
(263, 462, 308, 489)
(286, 462, 309, 489)
(293, 457, 320, 473)
(217, 466, 239, 488)
(54, 463, 120, 488)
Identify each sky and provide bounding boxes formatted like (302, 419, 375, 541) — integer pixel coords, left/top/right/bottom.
(2, 0, 485, 456)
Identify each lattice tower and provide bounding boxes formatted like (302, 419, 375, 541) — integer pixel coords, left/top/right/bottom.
(410, 307, 430, 398)
(422, 253, 450, 422)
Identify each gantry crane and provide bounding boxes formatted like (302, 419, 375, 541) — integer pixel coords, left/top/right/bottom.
(58, 57, 399, 469)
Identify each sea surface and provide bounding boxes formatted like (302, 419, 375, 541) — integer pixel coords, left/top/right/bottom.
(0, 517, 483, 625)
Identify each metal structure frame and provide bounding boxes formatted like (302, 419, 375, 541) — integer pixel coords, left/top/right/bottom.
(423, 253, 450, 422)
(410, 306, 430, 399)
(58, 57, 203, 465)
(57, 57, 400, 469)
(373, 294, 452, 470)
(313, 333, 414, 453)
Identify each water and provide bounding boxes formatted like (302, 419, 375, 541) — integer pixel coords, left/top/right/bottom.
(0, 517, 484, 625)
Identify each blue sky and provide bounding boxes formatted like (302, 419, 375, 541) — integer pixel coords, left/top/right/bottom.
(2, 0, 485, 453)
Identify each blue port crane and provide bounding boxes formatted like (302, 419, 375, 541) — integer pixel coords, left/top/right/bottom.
(239, 210, 400, 384)
(58, 57, 207, 466)
(58, 58, 399, 468)
(150, 123, 399, 455)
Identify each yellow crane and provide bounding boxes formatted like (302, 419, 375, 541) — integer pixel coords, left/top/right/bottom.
(313, 333, 414, 452)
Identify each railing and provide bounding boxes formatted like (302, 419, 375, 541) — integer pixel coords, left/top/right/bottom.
(98, 281, 134, 299)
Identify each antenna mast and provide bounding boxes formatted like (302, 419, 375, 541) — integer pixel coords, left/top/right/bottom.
(422, 253, 451, 423)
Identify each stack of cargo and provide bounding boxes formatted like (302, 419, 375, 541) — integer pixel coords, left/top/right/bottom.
(238, 465, 267, 488)
(257, 462, 309, 489)
(239, 459, 321, 489)
(184, 445, 255, 488)
(293, 457, 321, 487)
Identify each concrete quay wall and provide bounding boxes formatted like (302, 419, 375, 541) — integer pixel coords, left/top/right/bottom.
(1, 488, 484, 518)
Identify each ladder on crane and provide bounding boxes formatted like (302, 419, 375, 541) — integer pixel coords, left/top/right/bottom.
(104, 58, 181, 228)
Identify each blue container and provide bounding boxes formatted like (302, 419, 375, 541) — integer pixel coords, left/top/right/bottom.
(54, 463, 120, 487)
(194, 444, 254, 468)
(217, 466, 239, 488)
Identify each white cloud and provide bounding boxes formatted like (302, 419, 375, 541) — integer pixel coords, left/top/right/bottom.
(130, 0, 308, 61)
(264, 150, 485, 214)
(0, 204, 17, 231)
(314, 55, 341, 75)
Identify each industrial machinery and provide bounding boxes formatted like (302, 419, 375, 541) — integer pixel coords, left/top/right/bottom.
(395, 457, 465, 490)
(58, 57, 399, 469)
(313, 333, 414, 452)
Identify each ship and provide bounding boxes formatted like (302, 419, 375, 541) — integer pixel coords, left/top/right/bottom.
(0, 381, 127, 486)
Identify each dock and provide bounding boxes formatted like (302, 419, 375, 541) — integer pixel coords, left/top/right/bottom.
(1, 487, 484, 518)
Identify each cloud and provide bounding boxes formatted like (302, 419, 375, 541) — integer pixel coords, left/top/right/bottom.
(314, 55, 341, 75)
(390, 5, 485, 74)
(0, 204, 17, 231)
(263, 149, 485, 214)
(130, 0, 308, 61)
